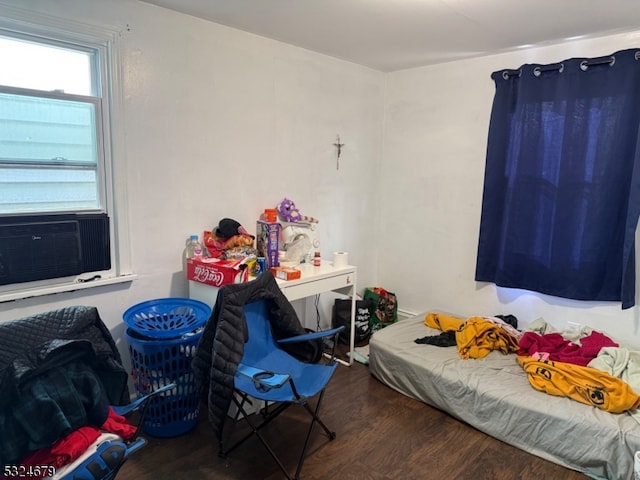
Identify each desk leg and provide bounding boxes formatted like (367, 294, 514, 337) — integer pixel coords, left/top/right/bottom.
(323, 276, 356, 367)
(348, 291, 355, 366)
(329, 355, 350, 366)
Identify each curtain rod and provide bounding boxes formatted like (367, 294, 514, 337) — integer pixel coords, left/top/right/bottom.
(501, 50, 640, 80)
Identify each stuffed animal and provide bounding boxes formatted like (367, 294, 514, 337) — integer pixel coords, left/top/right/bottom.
(276, 198, 319, 223)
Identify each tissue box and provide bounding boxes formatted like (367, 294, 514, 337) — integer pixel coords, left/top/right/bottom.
(271, 266, 301, 281)
(186, 257, 248, 287)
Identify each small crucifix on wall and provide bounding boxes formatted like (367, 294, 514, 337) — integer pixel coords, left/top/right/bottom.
(334, 134, 344, 170)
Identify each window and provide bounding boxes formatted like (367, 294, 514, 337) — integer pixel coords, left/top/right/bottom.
(0, 7, 133, 299)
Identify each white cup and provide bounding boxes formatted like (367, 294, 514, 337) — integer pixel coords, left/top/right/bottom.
(333, 251, 349, 268)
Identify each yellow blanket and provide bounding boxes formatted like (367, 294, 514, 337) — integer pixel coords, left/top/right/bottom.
(424, 312, 520, 359)
(517, 355, 640, 413)
(424, 312, 465, 331)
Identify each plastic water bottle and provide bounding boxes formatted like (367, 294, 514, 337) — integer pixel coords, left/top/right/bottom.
(185, 234, 204, 259)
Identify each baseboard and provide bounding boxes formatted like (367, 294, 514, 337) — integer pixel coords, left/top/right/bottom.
(397, 308, 419, 320)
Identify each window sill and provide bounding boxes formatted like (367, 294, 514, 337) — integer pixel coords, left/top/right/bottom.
(0, 273, 138, 303)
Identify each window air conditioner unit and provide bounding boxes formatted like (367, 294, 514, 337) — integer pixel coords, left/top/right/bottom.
(0, 213, 111, 285)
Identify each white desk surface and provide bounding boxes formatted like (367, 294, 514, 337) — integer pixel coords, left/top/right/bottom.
(189, 261, 357, 365)
(274, 262, 356, 301)
(275, 262, 355, 284)
(189, 262, 356, 305)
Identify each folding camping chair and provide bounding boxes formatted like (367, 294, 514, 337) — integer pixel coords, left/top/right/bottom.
(220, 299, 344, 480)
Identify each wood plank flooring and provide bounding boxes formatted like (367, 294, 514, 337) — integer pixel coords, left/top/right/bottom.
(116, 360, 589, 480)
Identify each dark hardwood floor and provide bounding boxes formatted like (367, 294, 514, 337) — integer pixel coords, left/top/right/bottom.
(117, 360, 589, 480)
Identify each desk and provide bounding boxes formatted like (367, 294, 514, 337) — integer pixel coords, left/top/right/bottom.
(189, 262, 357, 366)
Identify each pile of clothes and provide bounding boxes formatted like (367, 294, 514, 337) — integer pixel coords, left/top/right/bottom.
(0, 306, 137, 476)
(203, 217, 256, 259)
(416, 312, 640, 415)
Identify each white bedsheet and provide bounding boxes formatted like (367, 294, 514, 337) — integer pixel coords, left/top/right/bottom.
(369, 314, 640, 480)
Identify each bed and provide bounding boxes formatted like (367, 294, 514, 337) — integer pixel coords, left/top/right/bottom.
(368, 313, 640, 480)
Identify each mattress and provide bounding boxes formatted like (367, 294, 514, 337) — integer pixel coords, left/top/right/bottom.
(368, 314, 640, 480)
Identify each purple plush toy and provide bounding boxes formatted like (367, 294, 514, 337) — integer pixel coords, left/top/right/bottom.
(276, 198, 319, 223)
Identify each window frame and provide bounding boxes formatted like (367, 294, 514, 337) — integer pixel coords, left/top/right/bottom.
(0, 5, 135, 301)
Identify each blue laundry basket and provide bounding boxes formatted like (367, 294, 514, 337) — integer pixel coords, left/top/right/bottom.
(123, 298, 210, 437)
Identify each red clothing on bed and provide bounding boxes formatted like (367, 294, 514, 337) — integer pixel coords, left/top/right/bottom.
(517, 330, 618, 366)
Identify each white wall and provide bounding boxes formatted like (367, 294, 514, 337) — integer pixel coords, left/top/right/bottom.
(4, 0, 640, 357)
(0, 0, 384, 357)
(380, 31, 640, 348)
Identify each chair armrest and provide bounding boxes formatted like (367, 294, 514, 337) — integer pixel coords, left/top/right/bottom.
(277, 326, 344, 344)
(237, 363, 290, 392)
(112, 382, 177, 441)
(112, 382, 176, 416)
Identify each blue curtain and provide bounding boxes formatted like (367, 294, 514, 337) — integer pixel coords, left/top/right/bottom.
(475, 48, 640, 309)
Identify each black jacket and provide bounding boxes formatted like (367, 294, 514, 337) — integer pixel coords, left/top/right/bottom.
(192, 272, 321, 441)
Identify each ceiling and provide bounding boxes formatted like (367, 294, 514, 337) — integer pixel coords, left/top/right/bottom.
(141, 0, 640, 72)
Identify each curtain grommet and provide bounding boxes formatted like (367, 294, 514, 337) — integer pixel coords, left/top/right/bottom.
(581, 56, 615, 71)
(534, 63, 563, 77)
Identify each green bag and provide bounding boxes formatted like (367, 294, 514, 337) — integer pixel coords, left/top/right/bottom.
(364, 287, 398, 331)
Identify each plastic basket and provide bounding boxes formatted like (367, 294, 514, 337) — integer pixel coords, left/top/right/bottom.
(123, 297, 211, 437)
(126, 329, 203, 437)
(123, 297, 210, 339)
